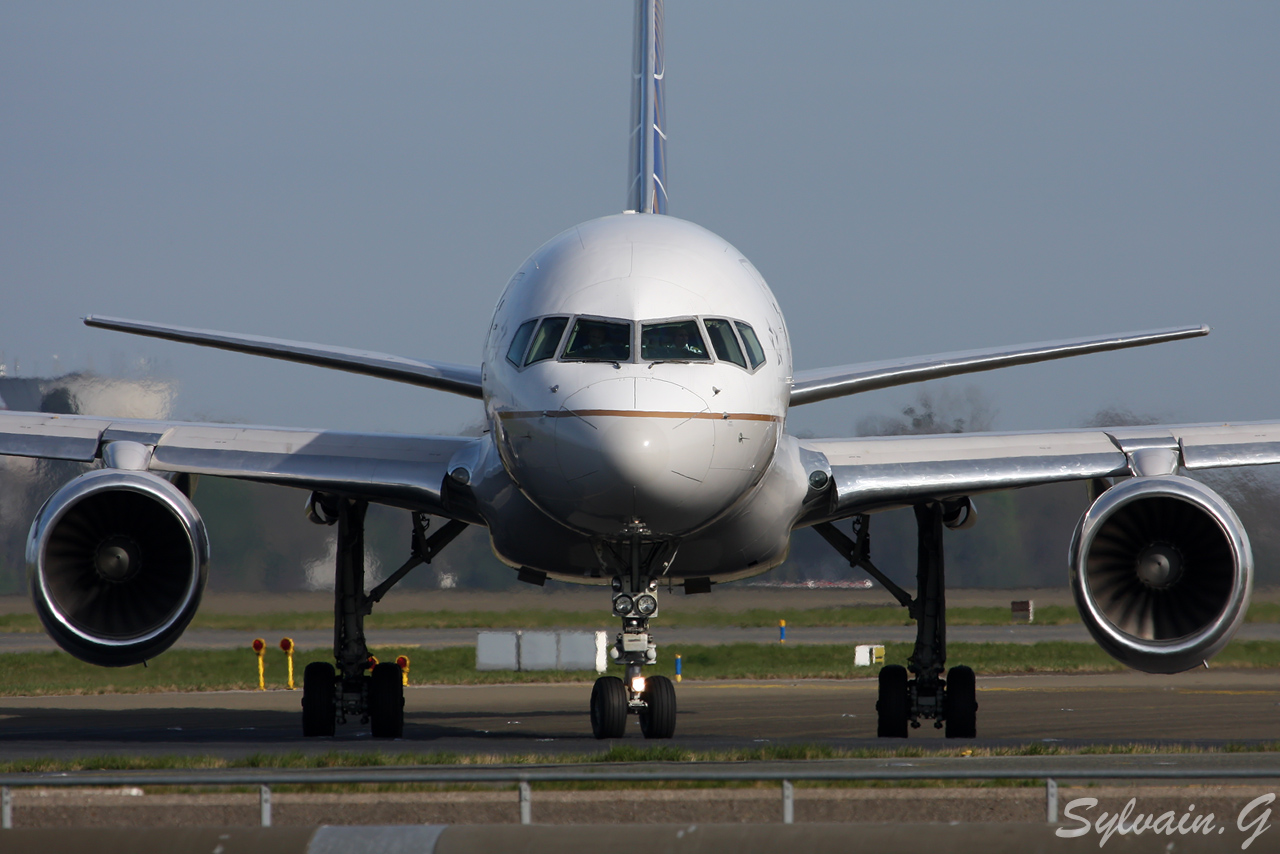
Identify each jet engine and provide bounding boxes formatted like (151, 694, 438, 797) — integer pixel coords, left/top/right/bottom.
(27, 469, 210, 667)
(1069, 475, 1252, 674)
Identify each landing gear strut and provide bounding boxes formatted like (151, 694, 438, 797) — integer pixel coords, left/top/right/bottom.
(589, 550, 677, 739)
(300, 496, 466, 738)
(815, 503, 978, 739)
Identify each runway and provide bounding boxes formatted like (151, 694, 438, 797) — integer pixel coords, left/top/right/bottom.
(5, 623, 1280, 653)
(2, 669, 1279, 762)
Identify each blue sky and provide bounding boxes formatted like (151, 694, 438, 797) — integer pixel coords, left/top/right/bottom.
(3, 2, 1277, 439)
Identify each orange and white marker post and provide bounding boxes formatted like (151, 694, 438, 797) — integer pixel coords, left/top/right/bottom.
(396, 655, 410, 687)
(252, 638, 266, 690)
(280, 638, 296, 690)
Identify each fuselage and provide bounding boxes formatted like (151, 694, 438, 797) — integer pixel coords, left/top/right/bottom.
(482, 213, 792, 544)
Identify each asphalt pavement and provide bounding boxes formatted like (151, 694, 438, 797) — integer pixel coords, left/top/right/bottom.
(3, 669, 1280, 761)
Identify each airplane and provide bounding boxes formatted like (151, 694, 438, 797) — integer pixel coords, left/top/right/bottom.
(0, 0, 1274, 741)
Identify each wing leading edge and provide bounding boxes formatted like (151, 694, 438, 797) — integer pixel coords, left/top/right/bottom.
(799, 420, 1280, 524)
(84, 316, 483, 399)
(0, 410, 478, 517)
(790, 325, 1209, 406)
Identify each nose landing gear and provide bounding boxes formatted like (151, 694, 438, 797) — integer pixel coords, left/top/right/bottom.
(590, 577, 676, 739)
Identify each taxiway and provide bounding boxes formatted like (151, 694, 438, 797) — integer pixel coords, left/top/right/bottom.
(2, 669, 1277, 761)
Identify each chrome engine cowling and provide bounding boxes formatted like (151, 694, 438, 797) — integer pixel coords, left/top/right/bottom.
(27, 469, 210, 667)
(1069, 475, 1252, 674)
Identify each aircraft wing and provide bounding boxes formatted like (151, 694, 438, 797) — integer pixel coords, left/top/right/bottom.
(799, 421, 1280, 522)
(789, 325, 1208, 406)
(0, 411, 479, 517)
(84, 316, 483, 399)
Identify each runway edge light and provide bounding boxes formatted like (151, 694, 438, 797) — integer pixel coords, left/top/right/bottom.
(252, 638, 266, 691)
(280, 638, 295, 690)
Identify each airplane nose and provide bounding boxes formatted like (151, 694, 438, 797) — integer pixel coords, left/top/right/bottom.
(551, 377, 717, 535)
(596, 417, 671, 485)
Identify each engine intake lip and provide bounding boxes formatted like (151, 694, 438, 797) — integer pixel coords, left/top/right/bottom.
(27, 469, 209, 653)
(1070, 475, 1252, 673)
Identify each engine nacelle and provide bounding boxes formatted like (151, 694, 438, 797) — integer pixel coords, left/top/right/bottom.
(27, 469, 210, 667)
(1069, 475, 1252, 674)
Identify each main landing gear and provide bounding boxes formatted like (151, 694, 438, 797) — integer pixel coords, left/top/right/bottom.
(589, 543, 677, 739)
(815, 502, 978, 739)
(300, 495, 466, 739)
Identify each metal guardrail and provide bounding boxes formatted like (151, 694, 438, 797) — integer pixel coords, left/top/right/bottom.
(2, 764, 1279, 829)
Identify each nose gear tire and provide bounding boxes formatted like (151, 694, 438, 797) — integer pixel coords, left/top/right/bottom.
(639, 674, 677, 739)
(876, 664, 908, 738)
(591, 676, 628, 739)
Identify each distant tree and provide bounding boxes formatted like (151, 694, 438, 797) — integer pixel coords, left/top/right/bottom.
(767, 385, 1090, 589)
(1079, 407, 1162, 428)
(856, 385, 996, 436)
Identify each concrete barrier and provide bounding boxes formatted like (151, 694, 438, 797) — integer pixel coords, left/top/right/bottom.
(518, 631, 559, 670)
(474, 632, 518, 671)
(474, 631, 607, 672)
(557, 631, 607, 671)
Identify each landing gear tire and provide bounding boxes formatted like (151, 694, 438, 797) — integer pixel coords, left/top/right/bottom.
(639, 675, 677, 739)
(944, 665, 977, 739)
(876, 664, 909, 738)
(369, 662, 405, 739)
(591, 676, 628, 739)
(302, 661, 336, 737)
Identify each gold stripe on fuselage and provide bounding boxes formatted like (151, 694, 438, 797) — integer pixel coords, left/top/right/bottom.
(497, 409, 781, 422)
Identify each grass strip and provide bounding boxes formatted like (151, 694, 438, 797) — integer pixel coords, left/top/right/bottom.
(0, 604, 1088, 633)
(4, 741, 1280, 776)
(4, 601, 1280, 633)
(4, 640, 1280, 696)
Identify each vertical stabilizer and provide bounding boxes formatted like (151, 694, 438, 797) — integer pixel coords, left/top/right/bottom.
(626, 0, 667, 214)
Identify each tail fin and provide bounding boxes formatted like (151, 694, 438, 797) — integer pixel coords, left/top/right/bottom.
(626, 0, 667, 214)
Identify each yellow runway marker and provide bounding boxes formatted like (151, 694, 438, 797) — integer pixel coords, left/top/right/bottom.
(251, 638, 266, 691)
(693, 682, 867, 692)
(1177, 689, 1280, 695)
(280, 637, 295, 690)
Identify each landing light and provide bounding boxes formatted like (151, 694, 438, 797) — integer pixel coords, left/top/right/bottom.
(631, 675, 646, 693)
(614, 594, 634, 616)
(635, 593, 658, 616)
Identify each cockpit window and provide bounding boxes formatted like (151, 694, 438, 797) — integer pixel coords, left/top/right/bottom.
(703, 318, 747, 368)
(641, 319, 711, 361)
(735, 321, 766, 369)
(506, 319, 536, 367)
(561, 318, 632, 362)
(525, 316, 568, 365)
